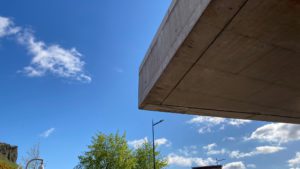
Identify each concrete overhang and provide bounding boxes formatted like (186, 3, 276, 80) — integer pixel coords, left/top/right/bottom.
(139, 0, 300, 124)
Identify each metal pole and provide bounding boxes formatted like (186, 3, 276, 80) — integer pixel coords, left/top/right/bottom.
(152, 120, 156, 169)
(152, 119, 164, 169)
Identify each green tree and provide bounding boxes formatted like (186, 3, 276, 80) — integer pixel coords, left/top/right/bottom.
(76, 132, 169, 169)
(134, 142, 168, 169)
(76, 132, 136, 169)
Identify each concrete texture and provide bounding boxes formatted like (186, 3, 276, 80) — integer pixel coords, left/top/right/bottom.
(139, 0, 300, 124)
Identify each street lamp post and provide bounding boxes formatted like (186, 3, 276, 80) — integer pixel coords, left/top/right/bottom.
(25, 158, 44, 169)
(152, 119, 164, 169)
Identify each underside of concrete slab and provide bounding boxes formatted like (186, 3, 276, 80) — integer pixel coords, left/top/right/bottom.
(139, 0, 300, 124)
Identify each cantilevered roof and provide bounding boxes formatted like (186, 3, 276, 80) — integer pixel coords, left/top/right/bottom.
(139, 0, 300, 123)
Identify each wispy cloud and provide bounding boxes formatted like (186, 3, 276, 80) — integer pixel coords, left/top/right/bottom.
(188, 116, 226, 125)
(114, 67, 124, 73)
(0, 16, 91, 83)
(155, 137, 172, 147)
(128, 137, 148, 149)
(203, 143, 226, 155)
(201, 143, 284, 159)
(128, 137, 171, 149)
(228, 119, 252, 126)
(223, 137, 236, 142)
(187, 116, 251, 134)
(178, 146, 198, 156)
(188, 116, 251, 127)
(203, 143, 217, 150)
(246, 123, 300, 144)
(18, 31, 91, 82)
(229, 146, 285, 159)
(198, 126, 212, 134)
(0, 16, 20, 37)
(40, 128, 55, 138)
(247, 164, 256, 168)
(288, 152, 300, 169)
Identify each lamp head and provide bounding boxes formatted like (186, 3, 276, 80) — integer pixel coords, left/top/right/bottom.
(159, 120, 164, 123)
(153, 119, 164, 126)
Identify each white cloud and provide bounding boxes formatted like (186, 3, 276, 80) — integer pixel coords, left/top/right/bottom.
(128, 137, 171, 149)
(188, 116, 226, 125)
(0, 16, 20, 37)
(40, 128, 55, 138)
(188, 116, 251, 134)
(255, 146, 285, 154)
(0, 15, 91, 83)
(220, 125, 226, 130)
(18, 31, 91, 82)
(198, 126, 212, 134)
(202, 143, 283, 159)
(188, 116, 251, 127)
(228, 119, 251, 127)
(128, 137, 148, 149)
(247, 123, 300, 144)
(203, 143, 217, 151)
(247, 164, 256, 168)
(167, 153, 193, 167)
(178, 146, 198, 156)
(229, 146, 285, 159)
(288, 152, 300, 169)
(208, 149, 227, 155)
(155, 138, 171, 147)
(223, 161, 246, 169)
(223, 137, 236, 141)
(167, 153, 214, 167)
(203, 143, 226, 155)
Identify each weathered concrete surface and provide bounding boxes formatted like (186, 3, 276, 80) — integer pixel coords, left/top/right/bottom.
(139, 0, 300, 124)
(0, 143, 18, 163)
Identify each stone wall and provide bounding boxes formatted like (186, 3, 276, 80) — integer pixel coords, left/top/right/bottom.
(0, 143, 18, 163)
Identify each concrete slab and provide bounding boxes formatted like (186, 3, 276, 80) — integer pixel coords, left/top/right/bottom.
(139, 0, 300, 124)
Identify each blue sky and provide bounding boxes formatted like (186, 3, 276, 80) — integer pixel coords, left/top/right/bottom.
(0, 1, 300, 169)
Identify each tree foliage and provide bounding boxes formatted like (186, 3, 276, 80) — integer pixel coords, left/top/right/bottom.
(134, 142, 167, 169)
(0, 155, 19, 169)
(77, 132, 136, 169)
(76, 132, 168, 169)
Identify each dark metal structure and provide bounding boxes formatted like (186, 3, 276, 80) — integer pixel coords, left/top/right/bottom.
(152, 119, 164, 169)
(192, 165, 222, 169)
